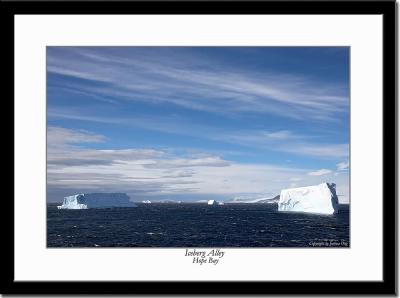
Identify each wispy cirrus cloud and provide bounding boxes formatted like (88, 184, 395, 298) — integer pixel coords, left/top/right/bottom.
(48, 109, 349, 160)
(47, 47, 348, 121)
(47, 126, 106, 146)
(143, 157, 230, 169)
(308, 169, 332, 176)
(219, 130, 348, 159)
(283, 144, 349, 159)
(336, 161, 350, 171)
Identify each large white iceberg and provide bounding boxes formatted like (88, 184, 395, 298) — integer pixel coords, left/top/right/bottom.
(278, 183, 339, 215)
(57, 193, 137, 209)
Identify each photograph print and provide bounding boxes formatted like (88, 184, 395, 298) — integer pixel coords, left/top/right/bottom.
(47, 46, 350, 248)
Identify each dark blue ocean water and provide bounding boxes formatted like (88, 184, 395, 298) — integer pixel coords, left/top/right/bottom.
(47, 203, 349, 248)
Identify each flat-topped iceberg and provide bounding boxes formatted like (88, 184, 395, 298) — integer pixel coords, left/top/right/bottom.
(278, 183, 339, 215)
(57, 193, 137, 209)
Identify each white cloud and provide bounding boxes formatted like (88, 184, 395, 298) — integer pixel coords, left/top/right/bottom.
(284, 144, 349, 159)
(49, 109, 349, 159)
(47, 126, 349, 203)
(337, 161, 349, 171)
(48, 110, 349, 160)
(143, 157, 230, 169)
(47, 126, 106, 146)
(47, 126, 164, 167)
(308, 169, 332, 176)
(220, 130, 348, 159)
(222, 130, 302, 145)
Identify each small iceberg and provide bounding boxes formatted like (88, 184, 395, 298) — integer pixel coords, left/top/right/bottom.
(208, 200, 224, 206)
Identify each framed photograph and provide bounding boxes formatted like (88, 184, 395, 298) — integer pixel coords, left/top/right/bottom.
(5, 0, 396, 295)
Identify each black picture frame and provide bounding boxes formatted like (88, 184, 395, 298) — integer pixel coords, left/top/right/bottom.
(3, 1, 396, 295)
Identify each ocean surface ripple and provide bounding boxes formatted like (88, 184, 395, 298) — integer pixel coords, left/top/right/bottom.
(47, 203, 350, 248)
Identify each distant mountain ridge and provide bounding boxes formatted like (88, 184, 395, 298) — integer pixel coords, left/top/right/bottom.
(134, 196, 281, 204)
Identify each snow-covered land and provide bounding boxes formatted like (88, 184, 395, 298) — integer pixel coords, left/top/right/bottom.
(255, 195, 280, 204)
(228, 195, 280, 204)
(142, 200, 151, 204)
(278, 183, 339, 215)
(57, 193, 137, 209)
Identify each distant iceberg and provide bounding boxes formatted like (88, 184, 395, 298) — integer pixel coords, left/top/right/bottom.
(278, 183, 339, 215)
(57, 193, 137, 209)
(208, 200, 224, 205)
(142, 200, 151, 204)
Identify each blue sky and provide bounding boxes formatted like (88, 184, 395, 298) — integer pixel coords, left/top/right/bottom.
(47, 47, 349, 203)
